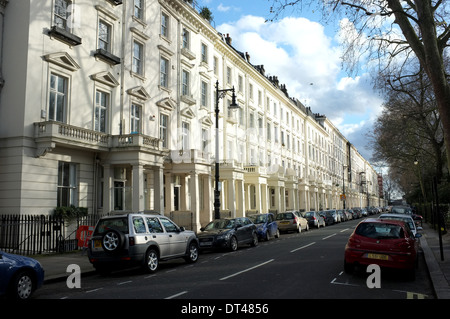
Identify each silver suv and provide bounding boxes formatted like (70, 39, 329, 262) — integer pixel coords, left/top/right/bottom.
(88, 213, 199, 273)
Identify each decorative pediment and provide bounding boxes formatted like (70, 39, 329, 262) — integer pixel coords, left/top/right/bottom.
(127, 86, 150, 101)
(181, 106, 195, 119)
(156, 97, 176, 111)
(43, 52, 80, 71)
(91, 71, 119, 87)
(201, 115, 213, 126)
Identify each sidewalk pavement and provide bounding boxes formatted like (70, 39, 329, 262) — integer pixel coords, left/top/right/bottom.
(34, 222, 450, 298)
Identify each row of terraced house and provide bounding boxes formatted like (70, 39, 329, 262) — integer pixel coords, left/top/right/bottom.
(0, 0, 385, 232)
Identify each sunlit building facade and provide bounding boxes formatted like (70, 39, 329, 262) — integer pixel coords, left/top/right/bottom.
(0, 0, 382, 231)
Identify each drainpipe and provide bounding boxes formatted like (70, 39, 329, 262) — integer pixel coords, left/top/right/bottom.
(119, 0, 126, 135)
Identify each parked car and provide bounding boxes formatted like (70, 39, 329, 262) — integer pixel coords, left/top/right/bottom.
(198, 217, 258, 251)
(328, 210, 341, 223)
(379, 213, 423, 236)
(344, 218, 422, 279)
(275, 211, 309, 233)
(344, 209, 353, 220)
(88, 213, 199, 273)
(248, 213, 280, 241)
(319, 211, 335, 226)
(303, 211, 326, 228)
(351, 208, 362, 219)
(337, 210, 347, 221)
(0, 250, 45, 299)
(391, 205, 423, 222)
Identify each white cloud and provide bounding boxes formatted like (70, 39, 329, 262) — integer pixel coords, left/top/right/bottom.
(217, 4, 231, 12)
(216, 15, 383, 160)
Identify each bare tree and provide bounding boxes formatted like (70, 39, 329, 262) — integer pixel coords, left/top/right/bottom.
(268, 0, 450, 174)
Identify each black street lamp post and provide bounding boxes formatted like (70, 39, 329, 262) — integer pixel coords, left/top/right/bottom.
(214, 80, 239, 219)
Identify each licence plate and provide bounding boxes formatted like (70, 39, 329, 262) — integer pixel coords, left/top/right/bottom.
(367, 253, 389, 260)
(94, 239, 102, 248)
(280, 221, 289, 224)
(200, 242, 212, 246)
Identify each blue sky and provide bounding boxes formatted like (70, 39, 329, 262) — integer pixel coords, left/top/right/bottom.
(196, 0, 383, 161)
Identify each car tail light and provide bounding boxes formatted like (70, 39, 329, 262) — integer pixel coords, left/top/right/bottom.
(347, 236, 361, 247)
(129, 237, 135, 246)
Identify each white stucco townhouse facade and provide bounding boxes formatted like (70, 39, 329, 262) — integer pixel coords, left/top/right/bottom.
(0, 0, 383, 231)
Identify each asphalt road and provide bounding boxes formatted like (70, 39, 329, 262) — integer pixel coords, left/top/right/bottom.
(35, 216, 434, 302)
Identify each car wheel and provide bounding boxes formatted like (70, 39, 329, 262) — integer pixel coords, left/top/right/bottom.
(143, 249, 159, 273)
(230, 236, 238, 251)
(10, 271, 34, 300)
(297, 225, 301, 233)
(251, 233, 259, 247)
(102, 229, 124, 253)
(184, 242, 199, 263)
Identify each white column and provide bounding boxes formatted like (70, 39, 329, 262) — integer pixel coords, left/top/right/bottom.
(132, 164, 144, 212)
(190, 172, 201, 231)
(164, 172, 174, 215)
(103, 164, 112, 213)
(153, 166, 164, 214)
(227, 178, 236, 217)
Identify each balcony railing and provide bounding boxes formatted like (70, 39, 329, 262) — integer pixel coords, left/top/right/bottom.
(34, 121, 162, 156)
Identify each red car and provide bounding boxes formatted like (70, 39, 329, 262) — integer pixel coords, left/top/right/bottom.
(344, 218, 421, 279)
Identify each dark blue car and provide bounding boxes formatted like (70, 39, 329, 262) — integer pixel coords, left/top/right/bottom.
(0, 250, 45, 299)
(248, 213, 280, 241)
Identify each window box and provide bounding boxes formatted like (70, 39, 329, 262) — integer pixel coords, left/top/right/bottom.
(94, 48, 121, 65)
(48, 25, 82, 46)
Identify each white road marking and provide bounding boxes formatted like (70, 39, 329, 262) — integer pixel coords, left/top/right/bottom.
(290, 242, 316, 253)
(219, 259, 275, 281)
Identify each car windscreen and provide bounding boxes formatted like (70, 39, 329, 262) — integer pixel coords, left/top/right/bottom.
(276, 213, 294, 220)
(380, 216, 415, 230)
(249, 215, 266, 224)
(355, 222, 404, 239)
(204, 219, 235, 230)
(391, 207, 411, 214)
(94, 217, 129, 235)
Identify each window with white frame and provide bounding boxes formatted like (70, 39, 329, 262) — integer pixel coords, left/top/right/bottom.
(160, 113, 168, 148)
(57, 161, 78, 207)
(182, 70, 190, 96)
(54, 0, 73, 31)
(132, 40, 143, 75)
(134, 0, 144, 20)
(238, 75, 243, 93)
(98, 20, 111, 52)
(160, 56, 169, 88)
(201, 80, 208, 108)
(202, 128, 209, 153)
(182, 28, 190, 49)
(161, 12, 169, 38)
(131, 103, 141, 133)
(213, 56, 219, 75)
(49, 73, 67, 123)
(201, 42, 208, 64)
(182, 121, 190, 150)
(94, 90, 108, 133)
(226, 66, 231, 84)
